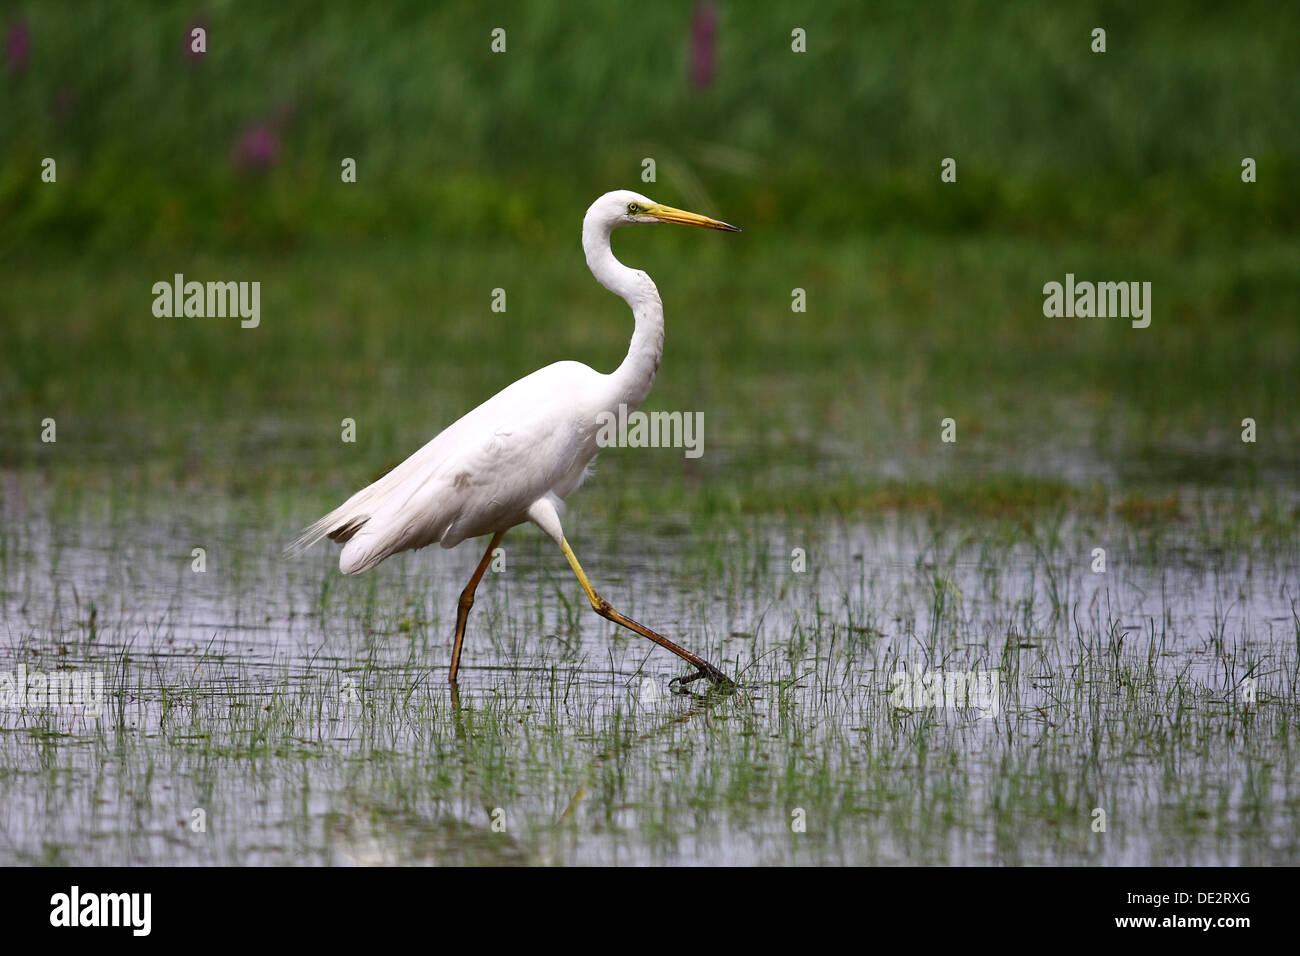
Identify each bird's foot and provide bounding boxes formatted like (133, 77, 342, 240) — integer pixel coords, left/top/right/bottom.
(670, 662, 736, 694)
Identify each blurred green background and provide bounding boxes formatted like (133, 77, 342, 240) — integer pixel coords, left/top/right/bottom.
(2, 0, 1297, 522)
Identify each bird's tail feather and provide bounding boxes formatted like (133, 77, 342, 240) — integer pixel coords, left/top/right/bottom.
(284, 430, 452, 564)
(283, 515, 360, 558)
(284, 487, 381, 558)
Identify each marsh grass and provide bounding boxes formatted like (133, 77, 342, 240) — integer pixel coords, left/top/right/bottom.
(2, 0, 1297, 866)
(1, 490, 1295, 865)
(2, 224, 1295, 864)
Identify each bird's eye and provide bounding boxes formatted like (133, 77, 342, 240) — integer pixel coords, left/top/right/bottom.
(627, 202, 639, 214)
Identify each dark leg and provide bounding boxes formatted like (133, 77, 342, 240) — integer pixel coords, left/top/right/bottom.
(449, 530, 506, 684)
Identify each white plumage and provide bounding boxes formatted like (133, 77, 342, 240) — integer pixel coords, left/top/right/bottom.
(288, 189, 739, 686)
(291, 359, 600, 573)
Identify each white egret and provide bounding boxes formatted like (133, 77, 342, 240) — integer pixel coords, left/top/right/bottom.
(288, 190, 739, 687)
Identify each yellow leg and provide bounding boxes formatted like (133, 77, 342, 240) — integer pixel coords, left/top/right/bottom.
(449, 530, 506, 684)
(558, 536, 731, 687)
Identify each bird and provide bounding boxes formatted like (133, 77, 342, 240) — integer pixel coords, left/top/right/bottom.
(288, 190, 740, 688)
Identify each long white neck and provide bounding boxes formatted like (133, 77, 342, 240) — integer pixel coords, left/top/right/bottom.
(582, 212, 664, 411)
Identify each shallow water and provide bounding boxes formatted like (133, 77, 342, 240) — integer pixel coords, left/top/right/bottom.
(0, 485, 1296, 865)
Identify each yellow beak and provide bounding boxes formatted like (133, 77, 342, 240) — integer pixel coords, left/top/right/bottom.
(644, 203, 741, 232)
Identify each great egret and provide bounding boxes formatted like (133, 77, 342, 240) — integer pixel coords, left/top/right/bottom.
(288, 190, 739, 687)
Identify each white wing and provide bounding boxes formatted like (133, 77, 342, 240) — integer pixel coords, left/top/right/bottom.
(287, 361, 604, 574)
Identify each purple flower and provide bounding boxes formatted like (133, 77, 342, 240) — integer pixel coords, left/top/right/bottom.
(230, 123, 279, 171)
(689, 3, 717, 90)
(5, 18, 30, 73)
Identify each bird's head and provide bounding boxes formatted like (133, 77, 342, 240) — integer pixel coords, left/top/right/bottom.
(592, 189, 740, 233)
